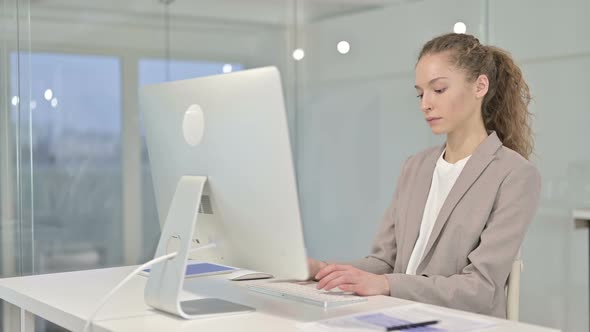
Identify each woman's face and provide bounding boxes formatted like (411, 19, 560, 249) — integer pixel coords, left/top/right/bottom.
(414, 52, 484, 135)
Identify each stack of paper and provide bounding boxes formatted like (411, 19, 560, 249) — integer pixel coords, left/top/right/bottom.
(297, 303, 496, 331)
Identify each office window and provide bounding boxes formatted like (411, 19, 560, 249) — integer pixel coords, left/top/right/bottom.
(10, 52, 123, 273)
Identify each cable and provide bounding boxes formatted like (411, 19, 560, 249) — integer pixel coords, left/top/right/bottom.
(82, 242, 217, 332)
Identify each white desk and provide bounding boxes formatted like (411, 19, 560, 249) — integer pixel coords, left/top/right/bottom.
(0, 266, 559, 332)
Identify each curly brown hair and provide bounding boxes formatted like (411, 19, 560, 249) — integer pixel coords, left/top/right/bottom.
(418, 33, 534, 160)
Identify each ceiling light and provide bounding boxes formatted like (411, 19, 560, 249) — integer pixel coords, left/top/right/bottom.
(292, 48, 305, 61)
(337, 41, 350, 54)
(454, 22, 467, 34)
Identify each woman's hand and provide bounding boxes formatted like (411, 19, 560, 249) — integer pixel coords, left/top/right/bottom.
(307, 257, 328, 280)
(315, 264, 390, 296)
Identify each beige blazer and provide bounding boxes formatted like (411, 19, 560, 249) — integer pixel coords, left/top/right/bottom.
(347, 131, 541, 318)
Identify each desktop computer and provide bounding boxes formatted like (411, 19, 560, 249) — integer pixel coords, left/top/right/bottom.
(140, 66, 309, 280)
(139, 66, 364, 319)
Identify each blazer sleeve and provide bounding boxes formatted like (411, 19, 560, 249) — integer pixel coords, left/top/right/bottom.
(386, 162, 541, 314)
(343, 157, 411, 274)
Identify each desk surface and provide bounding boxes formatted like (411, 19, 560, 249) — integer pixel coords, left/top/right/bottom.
(0, 266, 560, 332)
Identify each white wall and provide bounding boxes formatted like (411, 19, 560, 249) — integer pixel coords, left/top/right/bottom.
(297, 1, 589, 331)
(297, 0, 482, 260)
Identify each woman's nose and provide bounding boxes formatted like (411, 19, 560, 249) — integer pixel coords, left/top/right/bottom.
(420, 95, 432, 113)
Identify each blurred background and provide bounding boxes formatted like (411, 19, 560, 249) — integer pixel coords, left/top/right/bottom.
(0, 0, 588, 331)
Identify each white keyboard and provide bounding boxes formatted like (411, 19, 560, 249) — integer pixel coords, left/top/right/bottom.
(243, 280, 367, 308)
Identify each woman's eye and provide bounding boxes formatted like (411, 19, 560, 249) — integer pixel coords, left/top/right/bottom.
(434, 88, 447, 94)
(416, 94, 423, 99)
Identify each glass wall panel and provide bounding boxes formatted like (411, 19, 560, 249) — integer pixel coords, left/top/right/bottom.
(10, 52, 122, 273)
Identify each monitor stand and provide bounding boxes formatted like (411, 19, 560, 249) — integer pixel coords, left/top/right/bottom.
(144, 176, 254, 319)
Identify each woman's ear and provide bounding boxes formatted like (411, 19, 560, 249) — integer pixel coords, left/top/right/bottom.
(475, 74, 489, 99)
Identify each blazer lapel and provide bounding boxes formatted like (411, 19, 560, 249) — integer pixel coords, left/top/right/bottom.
(400, 146, 442, 272)
(416, 132, 502, 272)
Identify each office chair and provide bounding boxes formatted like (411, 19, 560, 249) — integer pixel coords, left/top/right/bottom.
(506, 248, 523, 321)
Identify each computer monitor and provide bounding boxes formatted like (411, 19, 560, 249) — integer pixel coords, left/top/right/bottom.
(139, 66, 309, 282)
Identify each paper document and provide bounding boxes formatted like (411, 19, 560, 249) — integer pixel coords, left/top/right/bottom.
(139, 261, 237, 278)
(297, 303, 496, 332)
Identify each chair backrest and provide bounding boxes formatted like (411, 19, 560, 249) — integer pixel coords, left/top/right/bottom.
(506, 248, 523, 321)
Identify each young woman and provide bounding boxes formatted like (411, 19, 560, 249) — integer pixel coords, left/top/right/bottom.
(308, 33, 541, 318)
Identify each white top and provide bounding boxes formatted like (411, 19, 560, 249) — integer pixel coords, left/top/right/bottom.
(406, 150, 471, 275)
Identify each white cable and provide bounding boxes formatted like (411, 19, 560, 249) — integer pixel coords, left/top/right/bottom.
(82, 243, 217, 332)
